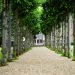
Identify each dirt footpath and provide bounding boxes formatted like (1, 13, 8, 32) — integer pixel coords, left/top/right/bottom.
(0, 47, 75, 75)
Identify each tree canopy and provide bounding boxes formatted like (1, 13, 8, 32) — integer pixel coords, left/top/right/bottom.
(41, 0, 75, 34)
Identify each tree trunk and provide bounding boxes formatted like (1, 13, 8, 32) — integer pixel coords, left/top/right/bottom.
(13, 23, 17, 58)
(8, 1, 12, 61)
(73, 14, 75, 60)
(67, 15, 71, 58)
(64, 22, 67, 56)
(54, 25, 56, 48)
(50, 32, 52, 47)
(13, 12, 20, 57)
(16, 22, 20, 56)
(15, 10, 20, 56)
(62, 22, 64, 54)
(45, 33, 51, 46)
(2, 0, 8, 65)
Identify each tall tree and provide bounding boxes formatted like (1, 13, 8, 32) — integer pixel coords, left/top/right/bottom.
(2, 0, 9, 65)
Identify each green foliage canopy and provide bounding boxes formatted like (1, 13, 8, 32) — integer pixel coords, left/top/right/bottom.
(41, 0, 75, 34)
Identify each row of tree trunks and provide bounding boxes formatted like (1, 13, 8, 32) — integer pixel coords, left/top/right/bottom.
(46, 14, 75, 60)
(1, 0, 34, 65)
(12, 18, 34, 58)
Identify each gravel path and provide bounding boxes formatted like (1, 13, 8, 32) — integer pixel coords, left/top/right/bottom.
(0, 47, 75, 75)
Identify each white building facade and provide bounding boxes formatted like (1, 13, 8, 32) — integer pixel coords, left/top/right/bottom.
(34, 33, 45, 46)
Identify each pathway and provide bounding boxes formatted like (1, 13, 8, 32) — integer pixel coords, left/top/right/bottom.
(0, 47, 75, 75)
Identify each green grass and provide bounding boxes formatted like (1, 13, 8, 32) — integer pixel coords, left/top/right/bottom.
(0, 47, 2, 66)
(72, 55, 75, 61)
(0, 47, 2, 60)
(47, 45, 75, 61)
(0, 46, 33, 66)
